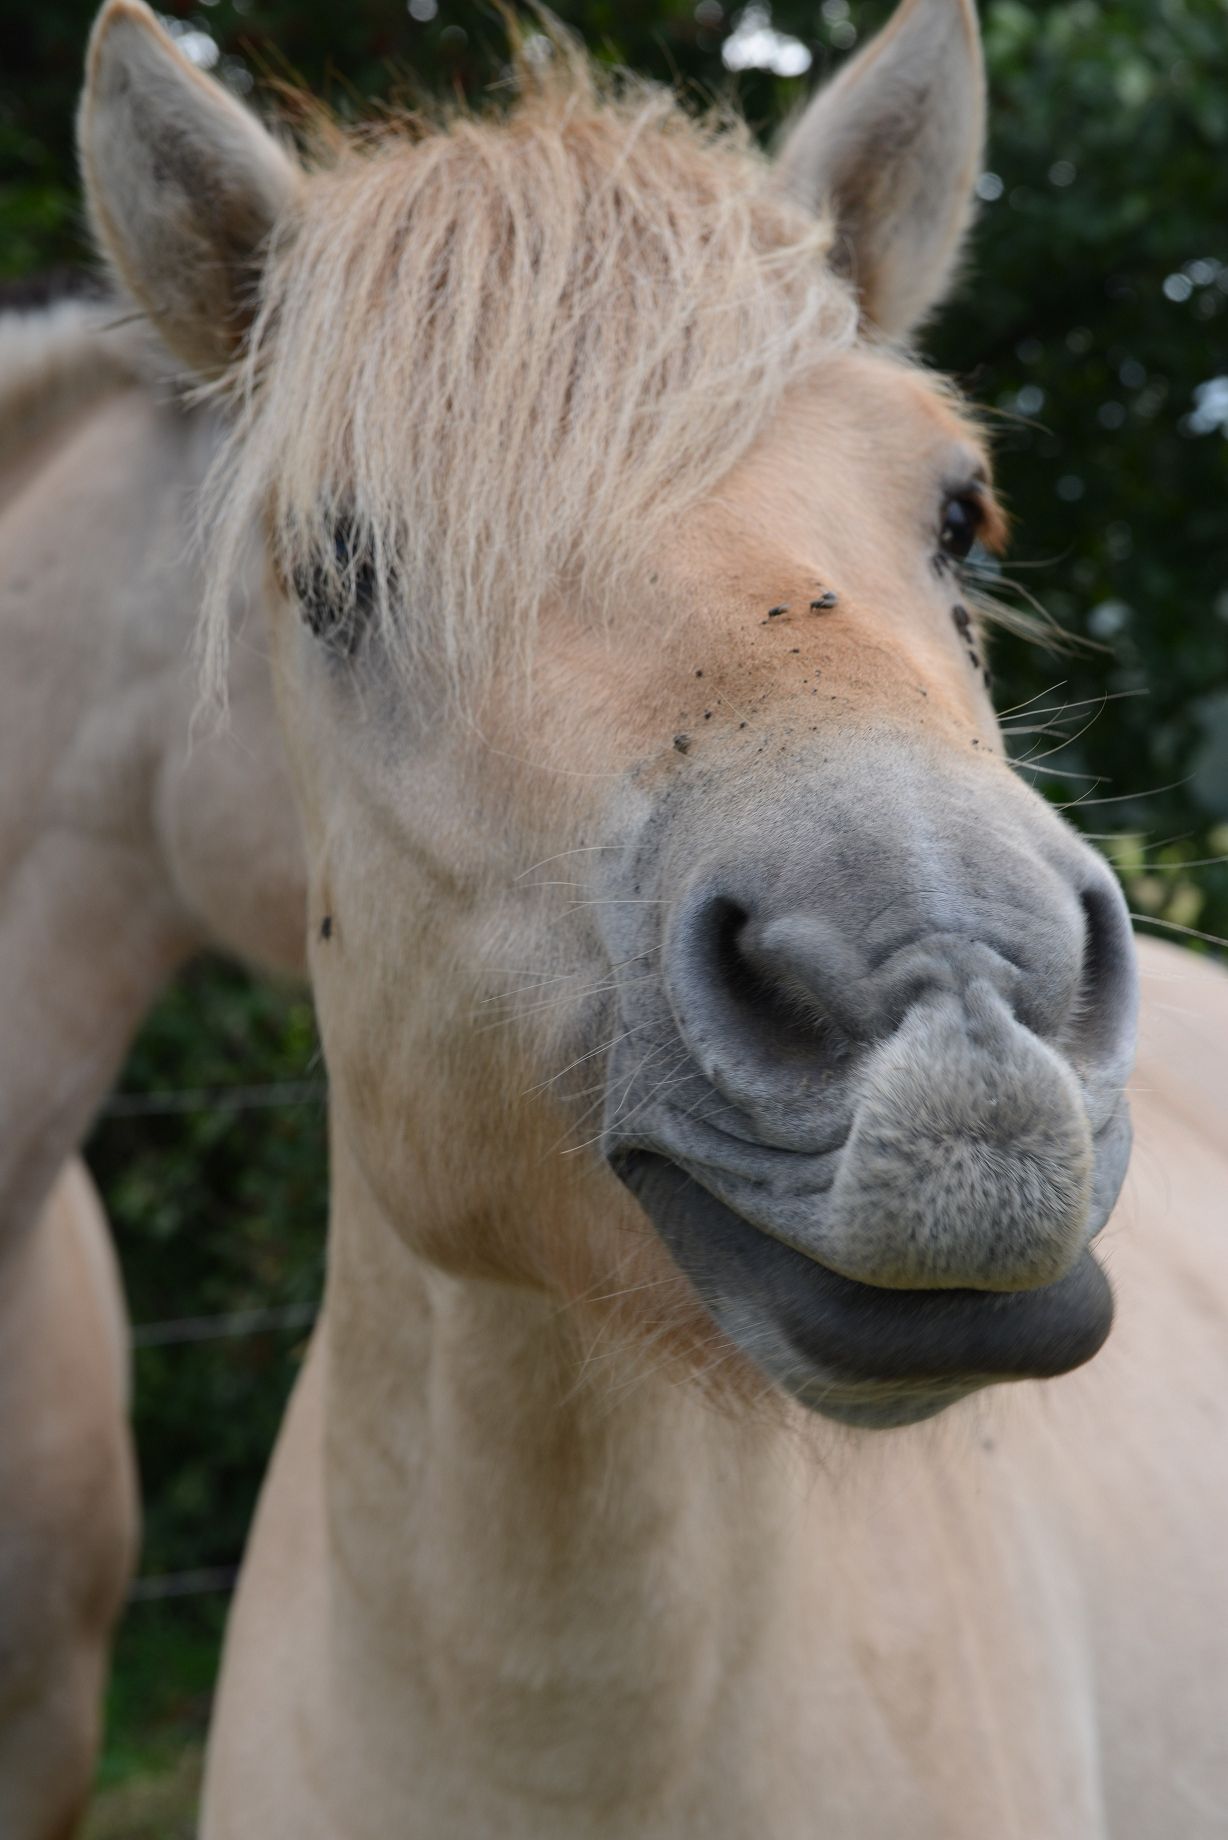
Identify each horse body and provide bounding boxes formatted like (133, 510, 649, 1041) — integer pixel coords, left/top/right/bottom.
(0, 303, 305, 1832)
(0, 308, 304, 1240)
(63, 0, 1228, 1830)
(0, 1158, 136, 1840)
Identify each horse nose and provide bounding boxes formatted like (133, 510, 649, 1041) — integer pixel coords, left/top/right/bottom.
(662, 854, 1137, 1291)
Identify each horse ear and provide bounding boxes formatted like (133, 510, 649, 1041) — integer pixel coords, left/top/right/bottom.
(78, 0, 300, 378)
(774, 0, 985, 340)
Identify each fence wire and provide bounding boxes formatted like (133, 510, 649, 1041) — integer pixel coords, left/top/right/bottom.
(99, 1076, 325, 1602)
(128, 1567, 239, 1603)
(102, 1078, 326, 1117)
(132, 1300, 319, 1349)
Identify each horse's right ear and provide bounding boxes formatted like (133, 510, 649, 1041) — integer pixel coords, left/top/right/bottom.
(78, 0, 300, 378)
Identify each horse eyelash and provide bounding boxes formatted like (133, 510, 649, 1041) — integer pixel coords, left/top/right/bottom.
(291, 521, 379, 656)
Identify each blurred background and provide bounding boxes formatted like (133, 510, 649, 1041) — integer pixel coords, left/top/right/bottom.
(3, 1, 1226, 1829)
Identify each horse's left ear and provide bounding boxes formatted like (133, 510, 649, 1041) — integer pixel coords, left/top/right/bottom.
(774, 0, 985, 340)
(78, 0, 301, 378)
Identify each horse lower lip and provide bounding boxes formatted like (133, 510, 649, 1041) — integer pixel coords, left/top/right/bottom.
(615, 1152, 1114, 1390)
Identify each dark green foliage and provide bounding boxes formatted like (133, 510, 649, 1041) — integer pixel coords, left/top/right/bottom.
(94, 1600, 220, 1789)
(85, 962, 326, 1579)
(83, 964, 325, 1786)
(5, 0, 1226, 1803)
(929, 3, 1228, 947)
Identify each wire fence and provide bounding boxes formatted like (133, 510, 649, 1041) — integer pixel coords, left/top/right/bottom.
(101, 1079, 326, 1118)
(132, 1300, 319, 1349)
(96, 1077, 326, 1603)
(128, 1567, 240, 1603)
(102, 1075, 323, 1352)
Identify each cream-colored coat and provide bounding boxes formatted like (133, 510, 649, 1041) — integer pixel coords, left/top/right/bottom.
(0, 1161, 136, 1840)
(0, 304, 305, 1834)
(0, 307, 304, 1246)
(201, 938, 1228, 1839)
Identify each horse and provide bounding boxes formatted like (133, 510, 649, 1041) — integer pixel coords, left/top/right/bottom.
(0, 286, 306, 1833)
(76, 0, 1228, 1833)
(0, 1158, 135, 1839)
(0, 293, 305, 1246)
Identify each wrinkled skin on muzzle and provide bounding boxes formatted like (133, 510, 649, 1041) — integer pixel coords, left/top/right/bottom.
(601, 729, 1137, 1426)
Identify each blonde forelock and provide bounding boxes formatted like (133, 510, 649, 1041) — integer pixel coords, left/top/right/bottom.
(202, 45, 858, 703)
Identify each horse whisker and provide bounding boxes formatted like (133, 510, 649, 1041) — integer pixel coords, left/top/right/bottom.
(1126, 854, 1228, 874)
(480, 942, 662, 1004)
(1130, 913, 1228, 952)
(1011, 696, 1116, 766)
(998, 688, 1148, 725)
(1057, 775, 1192, 811)
(995, 681, 1069, 718)
(513, 844, 623, 882)
(523, 1026, 643, 1098)
(1010, 763, 1104, 782)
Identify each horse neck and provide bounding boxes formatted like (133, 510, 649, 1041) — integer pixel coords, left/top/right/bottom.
(317, 1126, 808, 1801)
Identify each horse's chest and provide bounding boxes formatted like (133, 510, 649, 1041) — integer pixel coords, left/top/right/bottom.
(762, 1448, 1106, 1839)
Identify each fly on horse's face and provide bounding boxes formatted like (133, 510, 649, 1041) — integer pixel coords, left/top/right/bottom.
(82, 0, 1138, 1431)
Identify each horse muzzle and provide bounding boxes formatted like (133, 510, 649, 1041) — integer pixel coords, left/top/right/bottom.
(596, 733, 1138, 1423)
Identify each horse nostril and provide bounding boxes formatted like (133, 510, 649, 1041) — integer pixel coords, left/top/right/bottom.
(662, 886, 865, 1148)
(661, 891, 857, 1150)
(1074, 879, 1138, 1064)
(709, 897, 755, 1003)
(710, 899, 827, 1043)
(690, 895, 854, 1063)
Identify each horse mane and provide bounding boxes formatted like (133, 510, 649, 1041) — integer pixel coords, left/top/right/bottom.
(202, 45, 859, 701)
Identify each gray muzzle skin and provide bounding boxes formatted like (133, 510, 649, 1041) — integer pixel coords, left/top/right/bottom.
(598, 731, 1139, 1428)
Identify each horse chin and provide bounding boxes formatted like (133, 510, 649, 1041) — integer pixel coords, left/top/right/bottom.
(789, 1388, 978, 1431)
(612, 1151, 1115, 1426)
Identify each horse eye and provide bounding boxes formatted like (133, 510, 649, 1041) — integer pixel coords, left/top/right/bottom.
(292, 522, 377, 655)
(938, 493, 984, 563)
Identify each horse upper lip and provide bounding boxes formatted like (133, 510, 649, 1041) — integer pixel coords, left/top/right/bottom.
(605, 1046, 1131, 1278)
